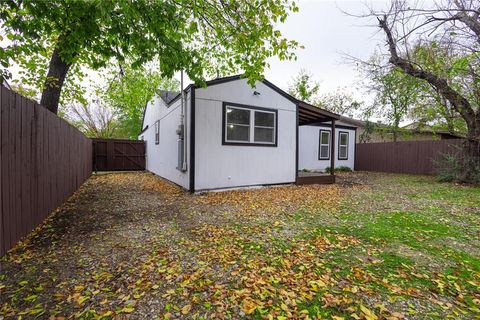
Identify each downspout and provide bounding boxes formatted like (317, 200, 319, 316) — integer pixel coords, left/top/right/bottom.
(181, 71, 188, 171)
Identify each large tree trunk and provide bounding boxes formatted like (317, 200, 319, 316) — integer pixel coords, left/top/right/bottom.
(377, 15, 480, 182)
(40, 47, 72, 114)
(465, 118, 480, 161)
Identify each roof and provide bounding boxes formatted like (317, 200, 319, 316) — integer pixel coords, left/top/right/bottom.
(402, 122, 465, 138)
(338, 116, 366, 127)
(198, 74, 340, 123)
(159, 90, 180, 105)
(298, 101, 340, 124)
(141, 74, 341, 133)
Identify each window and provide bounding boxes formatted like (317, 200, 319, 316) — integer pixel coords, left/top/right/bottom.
(223, 103, 277, 146)
(155, 120, 160, 145)
(318, 130, 330, 160)
(254, 111, 275, 143)
(338, 131, 349, 160)
(226, 107, 250, 142)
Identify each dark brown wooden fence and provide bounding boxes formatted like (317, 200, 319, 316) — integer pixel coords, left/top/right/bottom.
(355, 139, 464, 175)
(92, 138, 145, 171)
(0, 86, 92, 256)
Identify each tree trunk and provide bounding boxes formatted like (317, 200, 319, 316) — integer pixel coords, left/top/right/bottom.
(465, 118, 480, 159)
(40, 47, 72, 114)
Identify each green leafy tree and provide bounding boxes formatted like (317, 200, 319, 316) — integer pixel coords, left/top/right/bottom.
(0, 0, 299, 114)
(317, 88, 363, 117)
(360, 55, 420, 142)
(358, 120, 377, 143)
(407, 43, 468, 135)
(288, 69, 320, 104)
(288, 70, 362, 116)
(103, 64, 179, 138)
(372, 0, 480, 182)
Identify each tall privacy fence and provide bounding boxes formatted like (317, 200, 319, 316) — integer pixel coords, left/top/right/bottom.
(0, 86, 92, 256)
(355, 139, 465, 175)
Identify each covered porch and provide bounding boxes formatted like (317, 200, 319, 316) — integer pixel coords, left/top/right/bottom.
(296, 101, 340, 185)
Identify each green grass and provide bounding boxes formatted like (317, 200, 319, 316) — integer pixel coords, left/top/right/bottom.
(298, 173, 480, 318)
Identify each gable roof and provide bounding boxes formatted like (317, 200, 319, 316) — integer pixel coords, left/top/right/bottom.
(197, 74, 340, 122)
(140, 74, 341, 133)
(159, 90, 180, 105)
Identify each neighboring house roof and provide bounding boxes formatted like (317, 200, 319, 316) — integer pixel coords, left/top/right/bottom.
(402, 122, 464, 138)
(159, 90, 180, 105)
(338, 116, 367, 127)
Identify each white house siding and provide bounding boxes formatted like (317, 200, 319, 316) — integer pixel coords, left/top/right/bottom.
(299, 123, 356, 171)
(139, 91, 191, 189)
(194, 79, 297, 191)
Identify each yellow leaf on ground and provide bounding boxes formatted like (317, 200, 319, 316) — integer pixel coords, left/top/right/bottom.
(181, 304, 192, 315)
(360, 305, 378, 320)
(121, 307, 135, 313)
(242, 300, 257, 315)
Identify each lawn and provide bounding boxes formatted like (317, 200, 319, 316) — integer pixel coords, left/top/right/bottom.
(0, 172, 479, 319)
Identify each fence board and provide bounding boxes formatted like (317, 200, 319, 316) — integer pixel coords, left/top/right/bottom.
(0, 87, 92, 256)
(355, 139, 464, 175)
(92, 138, 145, 171)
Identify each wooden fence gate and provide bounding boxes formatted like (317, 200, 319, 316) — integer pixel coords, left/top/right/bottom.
(92, 138, 145, 171)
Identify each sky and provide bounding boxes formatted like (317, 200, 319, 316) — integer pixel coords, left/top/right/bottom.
(264, 0, 388, 95)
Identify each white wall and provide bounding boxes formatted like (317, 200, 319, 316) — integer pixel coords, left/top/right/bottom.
(299, 123, 356, 171)
(139, 91, 190, 189)
(194, 79, 297, 191)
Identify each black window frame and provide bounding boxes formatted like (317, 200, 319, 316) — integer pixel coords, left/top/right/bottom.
(154, 120, 160, 145)
(318, 129, 331, 160)
(222, 102, 278, 147)
(338, 131, 349, 160)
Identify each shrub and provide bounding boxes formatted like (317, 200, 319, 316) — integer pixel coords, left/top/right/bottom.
(324, 166, 352, 173)
(434, 151, 480, 184)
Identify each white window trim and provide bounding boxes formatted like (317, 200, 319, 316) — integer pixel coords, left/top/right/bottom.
(338, 131, 349, 160)
(224, 104, 277, 146)
(318, 130, 330, 160)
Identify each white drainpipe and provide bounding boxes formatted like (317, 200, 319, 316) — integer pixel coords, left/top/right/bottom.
(181, 71, 187, 171)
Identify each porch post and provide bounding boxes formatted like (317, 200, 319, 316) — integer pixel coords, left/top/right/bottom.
(330, 119, 335, 175)
(295, 105, 299, 184)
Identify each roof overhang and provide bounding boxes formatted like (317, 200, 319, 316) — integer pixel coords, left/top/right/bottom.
(298, 101, 340, 125)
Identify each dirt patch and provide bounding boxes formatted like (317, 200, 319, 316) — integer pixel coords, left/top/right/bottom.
(1, 172, 478, 319)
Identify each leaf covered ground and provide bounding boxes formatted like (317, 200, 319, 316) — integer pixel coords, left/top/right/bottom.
(0, 172, 479, 319)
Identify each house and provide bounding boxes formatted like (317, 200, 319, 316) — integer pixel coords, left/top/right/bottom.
(139, 75, 358, 192)
(299, 119, 357, 172)
(339, 116, 464, 143)
(401, 122, 464, 140)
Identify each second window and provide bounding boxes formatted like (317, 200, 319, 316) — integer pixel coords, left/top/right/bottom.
(224, 104, 277, 146)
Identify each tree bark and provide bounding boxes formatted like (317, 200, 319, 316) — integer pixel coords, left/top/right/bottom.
(378, 16, 479, 141)
(40, 47, 72, 114)
(377, 14, 480, 182)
